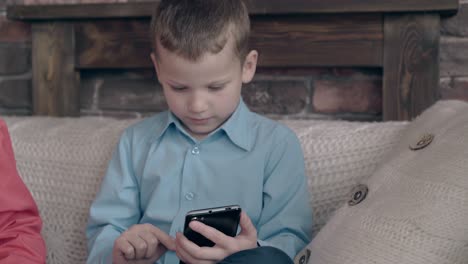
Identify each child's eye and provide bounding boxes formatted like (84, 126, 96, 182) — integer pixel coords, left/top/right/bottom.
(170, 85, 187, 91)
(208, 85, 225, 91)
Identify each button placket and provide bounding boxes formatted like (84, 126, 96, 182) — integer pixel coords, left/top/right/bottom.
(181, 146, 198, 203)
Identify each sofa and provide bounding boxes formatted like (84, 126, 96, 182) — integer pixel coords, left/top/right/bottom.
(3, 100, 468, 264)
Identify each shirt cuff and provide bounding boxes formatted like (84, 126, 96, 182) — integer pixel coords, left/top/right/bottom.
(256, 239, 273, 248)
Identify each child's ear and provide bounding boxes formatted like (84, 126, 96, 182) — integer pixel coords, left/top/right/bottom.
(241, 50, 258, 84)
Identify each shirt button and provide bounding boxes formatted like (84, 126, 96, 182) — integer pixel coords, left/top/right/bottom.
(191, 146, 200, 155)
(185, 192, 195, 200)
(348, 184, 368, 206)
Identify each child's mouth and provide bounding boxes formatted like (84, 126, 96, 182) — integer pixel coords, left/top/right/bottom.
(188, 117, 210, 125)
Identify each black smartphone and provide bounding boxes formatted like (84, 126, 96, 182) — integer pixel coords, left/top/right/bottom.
(183, 205, 241, 247)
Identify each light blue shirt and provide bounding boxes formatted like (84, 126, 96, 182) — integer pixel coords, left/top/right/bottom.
(86, 100, 312, 264)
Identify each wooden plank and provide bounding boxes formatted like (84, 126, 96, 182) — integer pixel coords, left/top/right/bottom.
(7, 0, 458, 20)
(76, 19, 152, 69)
(252, 15, 382, 67)
(383, 14, 440, 121)
(248, 0, 459, 15)
(75, 14, 383, 69)
(32, 22, 79, 116)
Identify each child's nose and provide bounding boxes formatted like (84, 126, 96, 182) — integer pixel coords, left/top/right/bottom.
(187, 94, 208, 113)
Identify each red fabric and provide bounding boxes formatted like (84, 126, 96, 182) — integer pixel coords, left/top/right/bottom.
(0, 119, 46, 263)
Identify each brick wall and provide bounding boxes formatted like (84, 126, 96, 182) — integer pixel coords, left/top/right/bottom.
(0, 1, 31, 115)
(1, 0, 468, 120)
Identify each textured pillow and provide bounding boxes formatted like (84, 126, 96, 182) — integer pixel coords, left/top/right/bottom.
(281, 119, 407, 236)
(299, 100, 468, 264)
(3, 117, 138, 264)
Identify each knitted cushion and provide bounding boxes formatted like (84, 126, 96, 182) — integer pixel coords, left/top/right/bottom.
(3, 116, 407, 264)
(3, 117, 138, 264)
(281, 119, 407, 236)
(302, 100, 468, 264)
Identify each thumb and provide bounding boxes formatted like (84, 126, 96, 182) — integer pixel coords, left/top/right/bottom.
(238, 211, 257, 239)
(113, 250, 129, 264)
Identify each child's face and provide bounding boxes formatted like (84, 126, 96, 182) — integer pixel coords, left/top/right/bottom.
(151, 38, 257, 140)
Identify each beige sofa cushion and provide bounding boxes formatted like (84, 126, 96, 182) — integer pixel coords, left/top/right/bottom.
(302, 100, 468, 264)
(283, 119, 407, 236)
(4, 117, 138, 264)
(3, 116, 407, 264)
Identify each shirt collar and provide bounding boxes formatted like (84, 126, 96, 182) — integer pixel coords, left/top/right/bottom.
(149, 99, 253, 151)
(219, 99, 253, 151)
(149, 111, 177, 143)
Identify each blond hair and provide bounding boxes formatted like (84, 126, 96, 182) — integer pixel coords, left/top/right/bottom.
(151, 0, 251, 62)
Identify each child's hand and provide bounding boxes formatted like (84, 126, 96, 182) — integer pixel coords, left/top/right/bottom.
(112, 223, 176, 264)
(175, 211, 257, 264)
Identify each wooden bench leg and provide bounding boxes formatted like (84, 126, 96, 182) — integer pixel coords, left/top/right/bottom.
(32, 22, 80, 117)
(383, 13, 440, 121)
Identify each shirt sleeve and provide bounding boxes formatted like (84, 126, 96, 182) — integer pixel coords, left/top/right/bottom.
(256, 130, 313, 260)
(86, 129, 141, 264)
(0, 120, 47, 264)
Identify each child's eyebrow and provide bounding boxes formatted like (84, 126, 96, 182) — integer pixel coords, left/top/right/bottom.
(166, 80, 187, 87)
(207, 79, 231, 86)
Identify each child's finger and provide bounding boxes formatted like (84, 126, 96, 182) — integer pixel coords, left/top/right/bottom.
(126, 233, 148, 260)
(188, 220, 227, 246)
(148, 225, 176, 251)
(138, 231, 159, 259)
(115, 237, 135, 260)
(238, 211, 256, 239)
(185, 222, 230, 259)
(175, 232, 194, 264)
(176, 231, 223, 263)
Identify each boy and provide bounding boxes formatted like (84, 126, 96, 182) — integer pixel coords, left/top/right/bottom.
(0, 119, 47, 263)
(86, 1, 312, 263)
